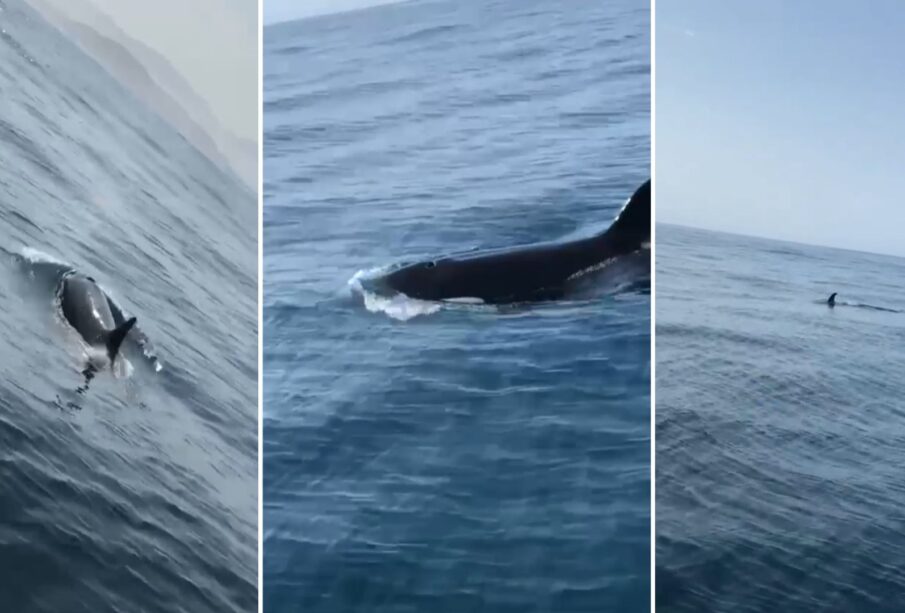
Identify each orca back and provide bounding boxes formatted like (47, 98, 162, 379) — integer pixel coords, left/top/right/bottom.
(61, 275, 117, 344)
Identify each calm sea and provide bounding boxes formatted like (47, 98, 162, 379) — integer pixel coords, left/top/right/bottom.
(264, 0, 650, 611)
(0, 1, 257, 610)
(658, 224, 905, 612)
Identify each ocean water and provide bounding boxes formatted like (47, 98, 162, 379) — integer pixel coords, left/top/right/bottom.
(0, 1, 257, 611)
(264, 0, 650, 611)
(657, 224, 905, 612)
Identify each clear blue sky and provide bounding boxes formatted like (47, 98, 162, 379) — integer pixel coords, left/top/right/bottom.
(264, 0, 403, 24)
(657, 0, 905, 256)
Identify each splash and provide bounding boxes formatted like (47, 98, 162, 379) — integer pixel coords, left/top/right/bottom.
(17, 245, 163, 372)
(19, 246, 70, 265)
(348, 267, 442, 321)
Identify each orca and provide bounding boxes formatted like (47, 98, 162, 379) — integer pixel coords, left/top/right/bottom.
(827, 292, 837, 307)
(60, 273, 136, 365)
(376, 179, 650, 304)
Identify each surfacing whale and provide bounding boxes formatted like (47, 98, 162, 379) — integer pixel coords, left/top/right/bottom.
(60, 272, 136, 366)
(376, 179, 650, 304)
(823, 292, 901, 313)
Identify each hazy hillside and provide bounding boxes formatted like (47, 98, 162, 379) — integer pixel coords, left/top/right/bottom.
(26, 0, 256, 189)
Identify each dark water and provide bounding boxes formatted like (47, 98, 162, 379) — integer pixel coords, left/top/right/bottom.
(0, 1, 257, 611)
(657, 224, 905, 612)
(264, 0, 650, 611)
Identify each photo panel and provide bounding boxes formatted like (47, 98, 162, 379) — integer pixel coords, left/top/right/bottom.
(263, 0, 651, 611)
(0, 0, 258, 611)
(656, 2, 905, 612)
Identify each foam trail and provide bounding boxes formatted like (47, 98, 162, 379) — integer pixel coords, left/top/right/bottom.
(348, 268, 442, 321)
(19, 247, 70, 266)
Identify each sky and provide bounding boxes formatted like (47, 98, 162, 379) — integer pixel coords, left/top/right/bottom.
(41, 0, 258, 141)
(264, 0, 404, 24)
(657, 0, 905, 256)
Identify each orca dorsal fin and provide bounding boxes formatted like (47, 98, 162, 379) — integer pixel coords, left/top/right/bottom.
(828, 292, 837, 306)
(602, 179, 651, 247)
(105, 317, 137, 363)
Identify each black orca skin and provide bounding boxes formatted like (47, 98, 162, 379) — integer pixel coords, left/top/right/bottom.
(378, 179, 650, 304)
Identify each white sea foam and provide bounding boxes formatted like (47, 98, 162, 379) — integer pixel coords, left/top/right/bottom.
(84, 346, 109, 370)
(361, 290, 442, 321)
(82, 343, 135, 379)
(19, 246, 69, 265)
(348, 267, 442, 321)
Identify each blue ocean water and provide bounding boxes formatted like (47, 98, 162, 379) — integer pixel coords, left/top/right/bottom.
(657, 224, 905, 612)
(0, 1, 257, 611)
(264, 0, 650, 611)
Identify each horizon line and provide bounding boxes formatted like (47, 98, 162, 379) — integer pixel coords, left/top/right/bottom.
(264, 0, 411, 28)
(657, 221, 905, 260)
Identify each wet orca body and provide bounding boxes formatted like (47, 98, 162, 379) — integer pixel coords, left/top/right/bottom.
(377, 179, 650, 304)
(60, 273, 136, 364)
(823, 292, 900, 313)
